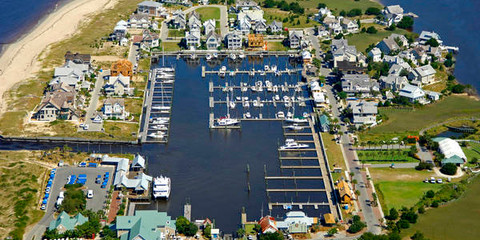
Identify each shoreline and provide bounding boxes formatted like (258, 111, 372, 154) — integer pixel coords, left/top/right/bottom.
(0, 0, 117, 114)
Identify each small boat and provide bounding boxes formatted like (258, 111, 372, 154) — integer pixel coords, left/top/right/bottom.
(162, 79, 175, 84)
(245, 112, 251, 118)
(220, 66, 227, 71)
(157, 72, 175, 79)
(264, 65, 270, 71)
(148, 132, 165, 139)
(229, 101, 236, 109)
(213, 52, 219, 58)
(238, 52, 245, 59)
(273, 85, 279, 92)
(285, 117, 308, 123)
(206, 54, 213, 60)
(259, 70, 266, 76)
(276, 111, 285, 118)
(236, 97, 242, 101)
(265, 80, 273, 92)
(190, 53, 197, 60)
(158, 67, 175, 73)
(279, 139, 309, 150)
(241, 82, 248, 92)
(242, 97, 249, 101)
(255, 81, 263, 92)
(271, 65, 277, 72)
(217, 116, 239, 126)
(229, 53, 236, 60)
(152, 176, 171, 199)
(229, 71, 235, 76)
(249, 70, 255, 76)
(151, 125, 168, 131)
(287, 124, 304, 131)
(274, 94, 280, 101)
(243, 100, 250, 108)
(152, 105, 171, 111)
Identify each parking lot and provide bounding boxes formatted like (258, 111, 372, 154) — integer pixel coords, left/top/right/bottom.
(26, 165, 115, 240)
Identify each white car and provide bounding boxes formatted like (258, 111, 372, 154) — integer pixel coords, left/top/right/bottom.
(59, 191, 65, 199)
(87, 190, 94, 199)
(41, 204, 46, 210)
(437, 179, 443, 184)
(83, 124, 89, 130)
(45, 187, 51, 194)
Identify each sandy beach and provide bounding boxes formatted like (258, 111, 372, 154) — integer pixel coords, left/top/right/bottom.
(0, 0, 117, 114)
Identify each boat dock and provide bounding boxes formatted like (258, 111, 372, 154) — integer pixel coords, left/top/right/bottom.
(139, 68, 175, 143)
(201, 66, 303, 78)
(268, 202, 329, 210)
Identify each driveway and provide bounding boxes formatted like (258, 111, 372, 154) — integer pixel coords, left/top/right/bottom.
(79, 72, 105, 132)
(24, 166, 114, 240)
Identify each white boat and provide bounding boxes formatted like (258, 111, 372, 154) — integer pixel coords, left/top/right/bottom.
(242, 97, 249, 101)
(249, 70, 255, 76)
(285, 117, 308, 123)
(158, 67, 175, 73)
(229, 101, 236, 109)
(265, 80, 273, 92)
(152, 105, 171, 111)
(279, 139, 309, 150)
(148, 132, 165, 139)
(153, 176, 171, 199)
(255, 81, 263, 92)
(190, 53, 197, 59)
(239, 52, 245, 59)
(243, 100, 250, 108)
(229, 53, 236, 60)
(229, 71, 235, 76)
(241, 83, 248, 92)
(264, 65, 270, 71)
(273, 85, 279, 92)
(271, 65, 277, 72)
(162, 79, 175, 84)
(274, 94, 280, 101)
(276, 111, 285, 118)
(213, 52, 219, 58)
(259, 70, 266, 76)
(157, 72, 175, 79)
(206, 54, 213, 60)
(151, 125, 168, 131)
(217, 116, 239, 126)
(245, 112, 251, 118)
(236, 96, 242, 101)
(287, 124, 304, 131)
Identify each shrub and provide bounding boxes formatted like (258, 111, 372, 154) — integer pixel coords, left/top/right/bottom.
(426, 190, 435, 198)
(365, 7, 381, 15)
(366, 26, 378, 34)
(440, 163, 457, 175)
(397, 17, 414, 29)
(396, 219, 410, 229)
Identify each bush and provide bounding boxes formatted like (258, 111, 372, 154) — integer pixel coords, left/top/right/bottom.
(347, 8, 362, 17)
(415, 162, 433, 171)
(386, 208, 399, 220)
(176, 216, 198, 236)
(431, 200, 439, 208)
(348, 215, 366, 233)
(365, 7, 381, 15)
(397, 17, 414, 29)
(425, 38, 440, 47)
(366, 26, 378, 34)
(259, 232, 283, 240)
(440, 163, 457, 175)
(396, 219, 410, 229)
(425, 190, 435, 198)
(418, 206, 425, 214)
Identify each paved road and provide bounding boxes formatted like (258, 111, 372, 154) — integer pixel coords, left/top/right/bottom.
(25, 166, 113, 240)
(80, 72, 105, 132)
(184, 5, 228, 37)
(367, 163, 418, 168)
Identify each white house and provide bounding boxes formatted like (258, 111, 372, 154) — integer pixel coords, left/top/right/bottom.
(225, 31, 243, 49)
(129, 13, 150, 29)
(253, 20, 267, 34)
(289, 30, 303, 49)
(418, 31, 443, 45)
(276, 211, 317, 234)
(350, 101, 378, 125)
(398, 84, 425, 102)
(382, 5, 404, 26)
(141, 30, 159, 50)
(185, 28, 201, 49)
(103, 98, 128, 120)
(409, 65, 436, 85)
(368, 47, 382, 62)
(342, 19, 358, 33)
(137, 1, 164, 17)
(268, 20, 283, 33)
(379, 75, 408, 91)
(203, 19, 216, 36)
(205, 32, 221, 50)
(104, 74, 132, 96)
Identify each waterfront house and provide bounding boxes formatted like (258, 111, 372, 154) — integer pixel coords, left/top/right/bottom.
(350, 101, 378, 125)
(319, 114, 330, 132)
(131, 154, 146, 171)
(411, 46, 429, 64)
(276, 211, 317, 234)
(170, 10, 186, 29)
(337, 180, 353, 204)
(49, 212, 88, 234)
(418, 30, 443, 45)
(382, 5, 404, 26)
(112, 20, 128, 43)
(185, 28, 201, 49)
(104, 74, 132, 96)
(188, 11, 201, 30)
(137, 1, 164, 17)
(235, 0, 261, 12)
(253, 20, 267, 34)
(203, 19, 216, 36)
(409, 65, 436, 85)
(341, 19, 359, 33)
(141, 29, 160, 50)
(102, 98, 128, 120)
(128, 13, 151, 29)
(225, 31, 243, 49)
(64, 51, 91, 65)
(377, 34, 407, 54)
(237, 18, 252, 35)
(379, 75, 408, 92)
(34, 90, 78, 121)
(116, 172, 152, 193)
(111, 60, 133, 78)
(425, 90, 441, 101)
(116, 210, 176, 240)
(268, 20, 283, 33)
(289, 30, 303, 49)
(398, 84, 425, 102)
(388, 62, 412, 76)
(368, 47, 382, 62)
(341, 74, 379, 95)
(258, 216, 278, 234)
(205, 32, 221, 50)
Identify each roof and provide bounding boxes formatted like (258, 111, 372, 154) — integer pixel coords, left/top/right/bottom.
(369, 47, 381, 56)
(437, 138, 467, 161)
(259, 216, 277, 233)
(116, 172, 152, 191)
(289, 30, 303, 39)
(323, 213, 335, 224)
(351, 101, 377, 115)
(64, 51, 91, 64)
(385, 5, 404, 15)
(319, 114, 330, 126)
(116, 210, 176, 240)
(338, 180, 352, 199)
(399, 84, 425, 99)
(269, 20, 282, 29)
(442, 155, 465, 165)
(132, 154, 146, 168)
(415, 65, 436, 77)
(138, 1, 162, 8)
(104, 98, 125, 107)
(49, 211, 88, 231)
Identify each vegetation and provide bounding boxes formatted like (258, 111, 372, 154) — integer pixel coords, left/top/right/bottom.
(43, 210, 102, 239)
(346, 25, 411, 54)
(196, 7, 221, 21)
(176, 216, 198, 236)
(357, 149, 418, 164)
(440, 163, 457, 175)
(59, 184, 87, 214)
(397, 17, 414, 29)
(258, 232, 283, 240)
(321, 132, 345, 181)
(348, 215, 366, 233)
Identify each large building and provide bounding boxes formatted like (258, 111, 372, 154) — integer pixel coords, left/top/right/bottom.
(49, 212, 88, 233)
(116, 210, 176, 240)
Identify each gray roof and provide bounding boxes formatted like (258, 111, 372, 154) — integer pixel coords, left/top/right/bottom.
(132, 154, 146, 168)
(269, 20, 282, 29)
(414, 65, 436, 77)
(399, 84, 425, 99)
(385, 5, 404, 15)
(138, 1, 162, 8)
(351, 101, 377, 115)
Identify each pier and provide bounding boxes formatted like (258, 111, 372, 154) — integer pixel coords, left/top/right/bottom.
(266, 188, 326, 192)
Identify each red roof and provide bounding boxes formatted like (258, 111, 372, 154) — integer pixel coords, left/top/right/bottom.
(259, 216, 277, 233)
(133, 35, 143, 43)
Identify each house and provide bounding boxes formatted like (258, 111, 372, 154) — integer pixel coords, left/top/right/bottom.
(235, 0, 261, 12)
(368, 47, 382, 62)
(185, 28, 201, 49)
(436, 138, 467, 166)
(100, 155, 151, 193)
(398, 84, 425, 102)
(103, 98, 128, 120)
(203, 19, 216, 36)
(237, 9, 264, 25)
(376, 34, 407, 54)
(205, 32, 221, 50)
(382, 55, 405, 65)
(225, 31, 243, 49)
(337, 180, 353, 204)
(418, 30, 443, 45)
(302, 50, 312, 63)
(51, 61, 88, 90)
(129, 13, 151, 29)
(289, 30, 303, 49)
(64, 51, 91, 65)
(316, 25, 329, 38)
(379, 75, 408, 91)
(314, 7, 332, 22)
(268, 20, 283, 33)
(329, 22, 343, 35)
(237, 18, 251, 35)
(258, 216, 277, 234)
(116, 210, 176, 240)
(253, 20, 267, 34)
(331, 39, 362, 67)
(382, 5, 404, 26)
(137, 1, 164, 17)
(409, 65, 436, 85)
(113, 20, 128, 41)
(319, 114, 330, 132)
(49, 212, 88, 233)
(276, 211, 317, 234)
(111, 60, 133, 78)
(425, 90, 441, 101)
(34, 91, 77, 121)
(247, 34, 264, 48)
(341, 74, 379, 94)
(141, 29, 160, 50)
(170, 10, 186, 29)
(104, 74, 132, 96)
(188, 11, 201, 30)
(342, 19, 358, 33)
(350, 101, 378, 125)
(388, 62, 412, 76)
(131, 154, 146, 170)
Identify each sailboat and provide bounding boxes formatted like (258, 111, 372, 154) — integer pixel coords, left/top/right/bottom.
(217, 87, 239, 126)
(285, 91, 308, 123)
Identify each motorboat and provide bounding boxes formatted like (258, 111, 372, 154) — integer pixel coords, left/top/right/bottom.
(152, 176, 171, 199)
(229, 53, 237, 60)
(229, 71, 235, 77)
(148, 132, 165, 139)
(245, 112, 251, 118)
(229, 101, 236, 109)
(279, 139, 309, 150)
(213, 52, 219, 58)
(217, 116, 239, 126)
(157, 72, 175, 79)
(241, 82, 248, 92)
(152, 105, 171, 111)
(285, 117, 308, 123)
(190, 53, 197, 60)
(265, 80, 273, 92)
(151, 125, 168, 131)
(236, 96, 242, 101)
(243, 100, 250, 108)
(158, 67, 175, 73)
(161, 79, 175, 84)
(206, 54, 213, 61)
(249, 70, 255, 76)
(286, 124, 305, 131)
(271, 65, 277, 72)
(273, 85, 279, 92)
(238, 52, 245, 59)
(264, 65, 270, 71)
(274, 95, 280, 101)
(276, 111, 285, 118)
(259, 70, 266, 76)
(255, 81, 263, 92)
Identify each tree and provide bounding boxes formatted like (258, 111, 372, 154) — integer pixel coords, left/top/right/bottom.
(203, 224, 212, 239)
(253, 224, 262, 233)
(397, 17, 414, 29)
(365, 7, 381, 15)
(451, 84, 465, 93)
(347, 8, 363, 17)
(386, 208, 398, 220)
(317, 3, 327, 9)
(411, 231, 429, 240)
(425, 38, 439, 47)
(371, 193, 378, 207)
(470, 157, 478, 164)
(236, 228, 245, 238)
(259, 232, 283, 240)
(176, 216, 198, 236)
(327, 227, 338, 236)
(431, 200, 439, 208)
(366, 26, 378, 34)
(348, 215, 366, 233)
(440, 163, 457, 175)
(338, 91, 347, 99)
(263, 0, 276, 8)
(396, 219, 410, 229)
(425, 190, 435, 198)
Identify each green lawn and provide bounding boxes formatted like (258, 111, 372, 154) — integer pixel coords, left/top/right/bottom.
(244, 223, 256, 235)
(196, 7, 220, 21)
(321, 132, 346, 181)
(162, 42, 181, 52)
(345, 24, 411, 53)
(168, 29, 185, 38)
(358, 149, 418, 164)
(255, 0, 382, 14)
(463, 142, 480, 162)
(266, 41, 288, 51)
(401, 175, 480, 240)
(263, 8, 315, 28)
(365, 95, 480, 134)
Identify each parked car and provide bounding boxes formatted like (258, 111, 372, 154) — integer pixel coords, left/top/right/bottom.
(430, 177, 436, 183)
(87, 190, 94, 199)
(45, 187, 51, 194)
(41, 204, 46, 210)
(95, 175, 102, 184)
(437, 178, 443, 184)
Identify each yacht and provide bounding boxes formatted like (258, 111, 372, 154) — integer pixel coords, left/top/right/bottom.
(279, 139, 309, 150)
(148, 131, 165, 139)
(285, 116, 308, 123)
(241, 82, 248, 92)
(157, 72, 175, 79)
(276, 111, 285, 118)
(274, 94, 280, 101)
(243, 100, 250, 108)
(271, 65, 277, 72)
(286, 124, 304, 131)
(249, 70, 255, 76)
(217, 116, 239, 126)
(206, 54, 213, 61)
(161, 79, 175, 84)
(158, 67, 175, 73)
(273, 85, 279, 92)
(213, 52, 219, 58)
(152, 105, 171, 111)
(229, 100, 236, 109)
(190, 53, 197, 60)
(255, 81, 263, 92)
(151, 125, 168, 131)
(229, 53, 236, 60)
(152, 176, 171, 199)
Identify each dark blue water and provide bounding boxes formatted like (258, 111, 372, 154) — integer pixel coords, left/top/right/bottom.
(381, 0, 480, 91)
(0, 0, 66, 52)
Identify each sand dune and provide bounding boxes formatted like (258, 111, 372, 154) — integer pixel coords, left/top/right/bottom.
(0, 0, 117, 113)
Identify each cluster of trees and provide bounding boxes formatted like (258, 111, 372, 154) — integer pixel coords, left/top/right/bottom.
(359, 231, 430, 240)
(384, 207, 418, 232)
(258, 232, 283, 240)
(176, 216, 198, 236)
(59, 184, 87, 214)
(263, 0, 304, 14)
(397, 17, 414, 29)
(43, 210, 102, 239)
(340, 8, 363, 17)
(348, 215, 366, 233)
(365, 7, 382, 16)
(415, 161, 434, 170)
(440, 163, 457, 175)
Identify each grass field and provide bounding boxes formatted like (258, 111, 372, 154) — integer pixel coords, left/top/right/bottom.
(364, 95, 480, 135)
(196, 7, 220, 21)
(321, 133, 346, 181)
(168, 29, 185, 38)
(162, 42, 181, 52)
(345, 24, 411, 53)
(263, 8, 315, 28)
(358, 149, 418, 164)
(370, 168, 441, 211)
(266, 41, 288, 51)
(255, 0, 382, 14)
(463, 142, 480, 162)
(401, 175, 480, 240)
